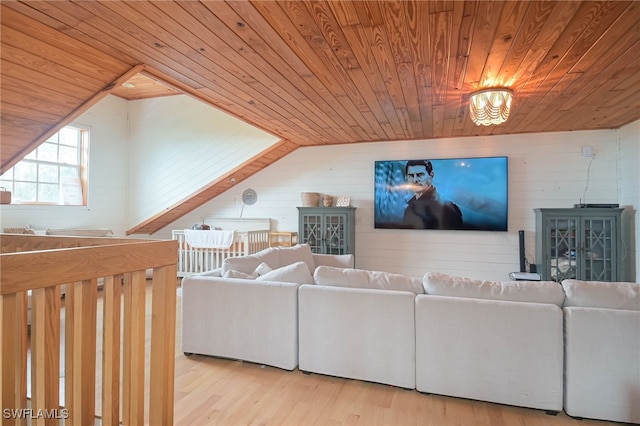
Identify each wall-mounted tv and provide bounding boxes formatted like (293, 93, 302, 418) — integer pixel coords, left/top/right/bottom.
(374, 156, 508, 231)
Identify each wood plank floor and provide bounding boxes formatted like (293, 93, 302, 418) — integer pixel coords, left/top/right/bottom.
(33, 282, 623, 426)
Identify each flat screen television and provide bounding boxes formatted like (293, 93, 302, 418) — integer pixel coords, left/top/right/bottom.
(374, 156, 508, 231)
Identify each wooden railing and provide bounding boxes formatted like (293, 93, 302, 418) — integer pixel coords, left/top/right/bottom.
(1, 234, 178, 426)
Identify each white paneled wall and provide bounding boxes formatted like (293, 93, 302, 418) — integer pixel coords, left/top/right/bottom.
(157, 129, 628, 281)
(618, 120, 640, 281)
(127, 94, 279, 227)
(0, 96, 130, 235)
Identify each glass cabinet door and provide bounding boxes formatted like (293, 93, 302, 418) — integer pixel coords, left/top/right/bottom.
(546, 217, 579, 282)
(324, 213, 347, 255)
(581, 217, 616, 281)
(301, 213, 323, 253)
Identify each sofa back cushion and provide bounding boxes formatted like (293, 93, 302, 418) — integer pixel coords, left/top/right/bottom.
(312, 253, 355, 269)
(221, 244, 316, 277)
(276, 244, 316, 274)
(314, 266, 424, 294)
(255, 261, 314, 284)
(423, 272, 565, 306)
(221, 247, 280, 275)
(562, 279, 640, 311)
(223, 270, 257, 280)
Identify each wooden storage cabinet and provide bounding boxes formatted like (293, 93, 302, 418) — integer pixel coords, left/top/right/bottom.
(298, 207, 355, 255)
(535, 208, 623, 282)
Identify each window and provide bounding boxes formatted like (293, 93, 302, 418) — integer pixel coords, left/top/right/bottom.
(0, 125, 89, 205)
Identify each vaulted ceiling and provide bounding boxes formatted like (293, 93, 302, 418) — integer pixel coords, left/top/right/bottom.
(1, 1, 639, 233)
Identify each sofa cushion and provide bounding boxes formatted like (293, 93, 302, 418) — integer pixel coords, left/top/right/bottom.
(221, 262, 272, 280)
(253, 262, 273, 276)
(221, 247, 280, 275)
(255, 261, 314, 284)
(314, 266, 424, 294)
(276, 244, 316, 274)
(562, 279, 640, 311)
(223, 270, 257, 280)
(423, 272, 565, 306)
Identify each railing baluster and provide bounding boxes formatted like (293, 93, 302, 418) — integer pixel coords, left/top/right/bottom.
(101, 275, 121, 426)
(30, 286, 61, 426)
(149, 265, 177, 426)
(65, 279, 98, 426)
(1, 292, 28, 426)
(122, 271, 146, 426)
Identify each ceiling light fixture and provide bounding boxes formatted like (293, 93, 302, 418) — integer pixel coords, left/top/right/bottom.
(121, 82, 135, 88)
(469, 88, 513, 126)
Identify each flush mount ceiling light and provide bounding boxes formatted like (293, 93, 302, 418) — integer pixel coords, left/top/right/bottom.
(121, 82, 136, 88)
(469, 88, 513, 126)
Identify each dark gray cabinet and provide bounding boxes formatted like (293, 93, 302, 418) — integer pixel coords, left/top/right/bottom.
(535, 208, 623, 282)
(298, 207, 355, 255)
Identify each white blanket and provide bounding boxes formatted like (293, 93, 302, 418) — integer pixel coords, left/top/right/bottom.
(184, 230, 235, 249)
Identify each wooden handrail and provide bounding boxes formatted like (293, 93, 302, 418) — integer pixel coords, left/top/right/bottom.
(0, 234, 138, 254)
(1, 234, 178, 426)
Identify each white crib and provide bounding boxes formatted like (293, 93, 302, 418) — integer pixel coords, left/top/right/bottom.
(172, 217, 271, 277)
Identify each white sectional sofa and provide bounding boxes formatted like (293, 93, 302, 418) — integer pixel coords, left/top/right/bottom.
(416, 273, 566, 412)
(561, 279, 640, 424)
(181, 245, 639, 421)
(181, 244, 353, 370)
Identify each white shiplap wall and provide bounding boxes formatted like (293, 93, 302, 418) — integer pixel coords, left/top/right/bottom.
(157, 129, 628, 281)
(127, 94, 279, 227)
(0, 95, 130, 235)
(618, 120, 640, 281)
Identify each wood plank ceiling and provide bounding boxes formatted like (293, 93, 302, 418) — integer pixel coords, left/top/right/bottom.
(2, 1, 639, 233)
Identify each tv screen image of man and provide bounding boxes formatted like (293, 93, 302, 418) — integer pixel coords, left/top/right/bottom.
(402, 159, 463, 229)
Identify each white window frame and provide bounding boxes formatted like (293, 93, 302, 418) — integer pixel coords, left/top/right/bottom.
(0, 125, 89, 205)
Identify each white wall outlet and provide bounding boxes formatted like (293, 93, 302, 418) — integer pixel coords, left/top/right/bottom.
(582, 145, 593, 157)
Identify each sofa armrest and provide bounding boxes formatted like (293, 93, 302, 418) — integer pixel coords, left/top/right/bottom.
(563, 306, 640, 423)
(181, 276, 301, 370)
(312, 253, 354, 269)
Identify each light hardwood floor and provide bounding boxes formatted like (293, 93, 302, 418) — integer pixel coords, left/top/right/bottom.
(37, 283, 623, 426)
